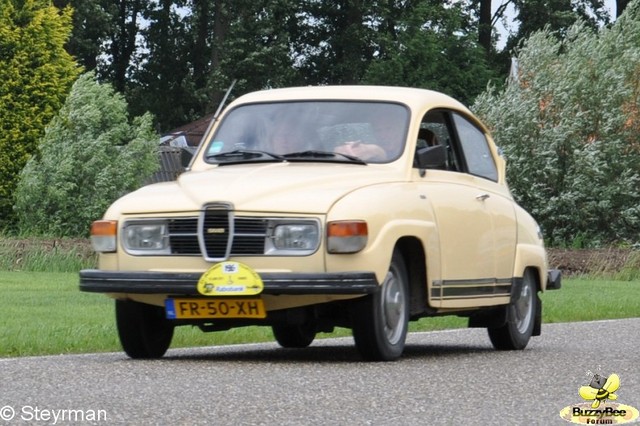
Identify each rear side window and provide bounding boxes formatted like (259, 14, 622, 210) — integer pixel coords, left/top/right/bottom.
(452, 113, 498, 181)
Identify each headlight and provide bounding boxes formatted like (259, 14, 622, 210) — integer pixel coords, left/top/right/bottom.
(122, 221, 170, 255)
(266, 221, 320, 255)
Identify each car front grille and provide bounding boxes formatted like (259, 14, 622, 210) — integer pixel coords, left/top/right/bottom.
(168, 218, 200, 254)
(167, 211, 268, 260)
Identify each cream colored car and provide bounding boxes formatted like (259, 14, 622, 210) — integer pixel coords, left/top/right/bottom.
(80, 86, 561, 361)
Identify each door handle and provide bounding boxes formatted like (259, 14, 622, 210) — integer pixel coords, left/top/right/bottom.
(476, 193, 490, 201)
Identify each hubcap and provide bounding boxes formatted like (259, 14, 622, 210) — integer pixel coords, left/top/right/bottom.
(381, 269, 406, 345)
(514, 281, 533, 334)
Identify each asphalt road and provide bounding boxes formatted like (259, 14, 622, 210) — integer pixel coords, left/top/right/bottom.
(1, 319, 639, 426)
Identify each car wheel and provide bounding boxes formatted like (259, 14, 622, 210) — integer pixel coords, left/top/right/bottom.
(115, 300, 174, 359)
(351, 249, 409, 361)
(272, 323, 316, 348)
(488, 269, 537, 350)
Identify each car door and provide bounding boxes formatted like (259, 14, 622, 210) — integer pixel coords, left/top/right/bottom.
(418, 110, 516, 309)
(451, 112, 517, 285)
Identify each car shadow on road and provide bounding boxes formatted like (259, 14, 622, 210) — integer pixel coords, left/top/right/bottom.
(159, 341, 494, 364)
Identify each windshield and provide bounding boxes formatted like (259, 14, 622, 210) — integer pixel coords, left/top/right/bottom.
(205, 101, 409, 164)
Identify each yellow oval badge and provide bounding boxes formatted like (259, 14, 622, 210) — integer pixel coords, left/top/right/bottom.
(559, 403, 640, 424)
(197, 262, 264, 296)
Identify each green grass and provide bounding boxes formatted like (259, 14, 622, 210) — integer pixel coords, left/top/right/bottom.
(539, 278, 640, 322)
(0, 271, 638, 357)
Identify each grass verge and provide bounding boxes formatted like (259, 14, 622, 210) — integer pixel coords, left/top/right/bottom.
(0, 271, 637, 357)
(0, 238, 96, 272)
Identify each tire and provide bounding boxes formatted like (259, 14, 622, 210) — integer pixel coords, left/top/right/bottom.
(272, 323, 316, 348)
(351, 250, 409, 361)
(115, 300, 174, 359)
(488, 269, 537, 350)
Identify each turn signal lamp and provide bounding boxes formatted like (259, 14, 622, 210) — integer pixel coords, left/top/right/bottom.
(90, 220, 117, 253)
(327, 221, 368, 253)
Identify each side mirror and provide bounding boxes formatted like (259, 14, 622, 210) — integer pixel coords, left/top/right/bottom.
(415, 144, 447, 170)
(181, 147, 197, 168)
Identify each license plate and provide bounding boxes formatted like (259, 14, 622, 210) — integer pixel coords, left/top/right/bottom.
(165, 298, 266, 319)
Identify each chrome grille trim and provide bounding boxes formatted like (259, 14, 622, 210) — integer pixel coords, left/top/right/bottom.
(198, 203, 234, 261)
(162, 206, 317, 260)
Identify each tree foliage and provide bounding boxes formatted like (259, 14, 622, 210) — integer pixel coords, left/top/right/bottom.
(473, 1, 640, 246)
(52, 0, 113, 71)
(47, 0, 632, 135)
(192, 0, 301, 115)
(14, 73, 159, 237)
(0, 0, 79, 229)
(363, 0, 496, 105)
(509, 0, 610, 44)
(126, 0, 197, 127)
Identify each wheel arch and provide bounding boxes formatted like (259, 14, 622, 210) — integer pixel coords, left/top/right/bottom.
(513, 243, 548, 292)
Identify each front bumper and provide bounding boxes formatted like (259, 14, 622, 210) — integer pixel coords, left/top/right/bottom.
(79, 269, 380, 296)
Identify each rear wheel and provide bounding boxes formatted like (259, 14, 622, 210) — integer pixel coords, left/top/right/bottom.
(351, 250, 409, 361)
(272, 323, 316, 348)
(115, 300, 174, 359)
(488, 269, 537, 350)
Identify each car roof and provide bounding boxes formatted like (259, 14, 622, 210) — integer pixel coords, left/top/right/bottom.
(229, 85, 472, 116)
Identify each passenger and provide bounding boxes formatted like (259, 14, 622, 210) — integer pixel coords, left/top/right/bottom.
(333, 115, 404, 162)
(334, 140, 386, 161)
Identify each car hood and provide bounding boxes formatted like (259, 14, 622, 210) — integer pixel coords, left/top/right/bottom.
(107, 162, 403, 216)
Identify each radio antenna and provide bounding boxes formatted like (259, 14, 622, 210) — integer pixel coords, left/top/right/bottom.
(199, 79, 237, 145)
(182, 79, 237, 170)
(213, 79, 237, 121)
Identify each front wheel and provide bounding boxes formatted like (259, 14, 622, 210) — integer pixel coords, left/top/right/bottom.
(115, 300, 174, 359)
(351, 250, 409, 361)
(488, 269, 538, 350)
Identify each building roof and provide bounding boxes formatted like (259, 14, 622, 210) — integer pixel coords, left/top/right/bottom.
(162, 113, 214, 147)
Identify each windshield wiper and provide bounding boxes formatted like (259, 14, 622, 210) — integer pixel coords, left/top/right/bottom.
(207, 149, 286, 165)
(282, 150, 367, 165)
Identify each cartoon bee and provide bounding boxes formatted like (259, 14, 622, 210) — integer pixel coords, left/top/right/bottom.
(579, 373, 620, 408)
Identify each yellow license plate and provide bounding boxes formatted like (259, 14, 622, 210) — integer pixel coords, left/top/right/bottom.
(165, 298, 266, 319)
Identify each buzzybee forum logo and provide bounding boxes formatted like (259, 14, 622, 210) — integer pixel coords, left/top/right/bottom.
(560, 371, 639, 424)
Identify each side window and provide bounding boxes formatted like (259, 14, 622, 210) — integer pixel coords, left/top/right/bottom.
(418, 111, 461, 171)
(452, 113, 498, 181)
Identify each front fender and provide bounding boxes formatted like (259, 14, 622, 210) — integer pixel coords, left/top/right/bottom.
(324, 183, 439, 283)
(326, 220, 439, 284)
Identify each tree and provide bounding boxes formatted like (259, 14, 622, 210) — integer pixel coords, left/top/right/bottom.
(293, 0, 376, 85)
(477, 0, 493, 52)
(52, 1, 528, 134)
(53, 0, 113, 71)
(616, 0, 631, 16)
(0, 0, 79, 230)
(502, 0, 610, 53)
(14, 73, 159, 237)
(363, 0, 496, 105)
(473, 1, 640, 246)
(98, 0, 145, 93)
(207, 0, 300, 95)
(126, 0, 196, 130)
